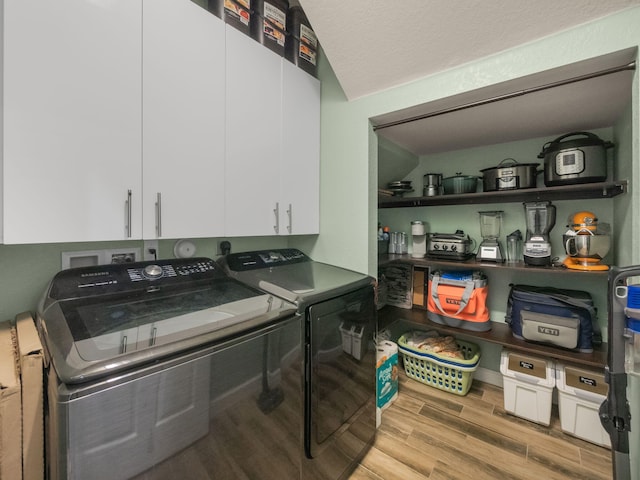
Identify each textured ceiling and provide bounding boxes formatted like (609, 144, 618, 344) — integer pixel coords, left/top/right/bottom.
(299, 0, 640, 100)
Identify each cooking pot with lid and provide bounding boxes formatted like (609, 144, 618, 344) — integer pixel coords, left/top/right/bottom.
(480, 158, 540, 191)
(442, 173, 479, 194)
(538, 131, 614, 187)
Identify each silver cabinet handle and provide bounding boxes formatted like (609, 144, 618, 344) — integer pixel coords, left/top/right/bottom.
(125, 190, 132, 238)
(155, 192, 162, 237)
(273, 202, 280, 234)
(287, 203, 292, 233)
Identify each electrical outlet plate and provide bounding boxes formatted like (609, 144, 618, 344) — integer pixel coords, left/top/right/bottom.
(62, 248, 141, 269)
(218, 240, 231, 256)
(144, 240, 159, 261)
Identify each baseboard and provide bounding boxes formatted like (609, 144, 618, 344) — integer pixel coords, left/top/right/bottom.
(474, 367, 504, 388)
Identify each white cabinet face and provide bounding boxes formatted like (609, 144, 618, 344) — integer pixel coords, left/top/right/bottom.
(225, 26, 283, 237)
(3, 0, 143, 244)
(281, 61, 321, 235)
(142, 0, 226, 239)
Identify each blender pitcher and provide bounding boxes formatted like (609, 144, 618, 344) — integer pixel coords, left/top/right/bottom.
(476, 211, 505, 262)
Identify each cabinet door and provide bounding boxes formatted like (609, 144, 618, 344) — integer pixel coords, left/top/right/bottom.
(225, 26, 282, 237)
(2, 0, 142, 244)
(281, 61, 320, 235)
(142, 0, 225, 239)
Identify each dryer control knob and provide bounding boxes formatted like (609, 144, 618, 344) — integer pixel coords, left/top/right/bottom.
(143, 264, 163, 279)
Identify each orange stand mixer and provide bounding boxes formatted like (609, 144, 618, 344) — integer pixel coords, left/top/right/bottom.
(562, 211, 611, 271)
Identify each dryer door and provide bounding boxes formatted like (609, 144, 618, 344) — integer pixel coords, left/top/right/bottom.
(304, 285, 376, 469)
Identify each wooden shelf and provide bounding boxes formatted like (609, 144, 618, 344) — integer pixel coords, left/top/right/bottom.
(379, 254, 610, 276)
(378, 180, 627, 208)
(379, 306, 607, 368)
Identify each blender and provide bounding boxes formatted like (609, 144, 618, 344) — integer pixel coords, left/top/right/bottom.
(562, 211, 611, 271)
(476, 211, 505, 262)
(523, 201, 556, 266)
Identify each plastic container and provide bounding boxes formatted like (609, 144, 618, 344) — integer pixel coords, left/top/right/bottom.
(556, 363, 610, 447)
(224, 0, 251, 35)
(626, 284, 640, 332)
(251, 0, 288, 56)
(398, 334, 480, 396)
(500, 349, 555, 425)
(285, 6, 318, 77)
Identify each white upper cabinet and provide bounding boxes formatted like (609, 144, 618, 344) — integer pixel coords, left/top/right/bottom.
(280, 60, 320, 235)
(2, 0, 143, 243)
(225, 25, 283, 237)
(142, 0, 226, 239)
(1, 1, 320, 244)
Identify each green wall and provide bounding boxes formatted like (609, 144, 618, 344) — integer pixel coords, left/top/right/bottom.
(311, 7, 640, 477)
(0, 236, 292, 321)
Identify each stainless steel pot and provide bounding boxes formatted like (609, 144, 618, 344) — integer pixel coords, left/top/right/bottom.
(442, 173, 479, 194)
(564, 231, 611, 260)
(480, 158, 541, 191)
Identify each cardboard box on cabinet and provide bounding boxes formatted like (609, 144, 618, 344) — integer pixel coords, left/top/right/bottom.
(0, 320, 22, 480)
(16, 312, 45, 480)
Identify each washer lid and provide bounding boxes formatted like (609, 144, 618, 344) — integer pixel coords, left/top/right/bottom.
(37, 258, 296, 384)
(221, 249, 374, 305)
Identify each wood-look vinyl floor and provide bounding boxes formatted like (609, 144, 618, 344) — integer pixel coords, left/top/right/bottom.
(349, 372, 613, 480)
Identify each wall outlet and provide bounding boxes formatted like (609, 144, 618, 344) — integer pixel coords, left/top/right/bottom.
(144, 240, 159, 261)
(62, 248, 141, 269)
(218, 240, 231, 256)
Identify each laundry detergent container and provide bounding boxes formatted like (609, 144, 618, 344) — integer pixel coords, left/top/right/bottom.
(500, 349, 555, 425)
(556, 363, 610, 448)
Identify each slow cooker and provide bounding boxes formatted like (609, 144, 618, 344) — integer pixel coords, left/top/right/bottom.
(480, 158, 540, 191)
(538, 131, 614, 187)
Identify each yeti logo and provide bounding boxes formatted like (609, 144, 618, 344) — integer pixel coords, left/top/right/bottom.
(446, 298, 460, 305)
(538, 326, 560, 336)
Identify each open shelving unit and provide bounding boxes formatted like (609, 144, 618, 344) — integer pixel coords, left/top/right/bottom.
(379, 305, 607, 368)
(378, 180, 627, 209)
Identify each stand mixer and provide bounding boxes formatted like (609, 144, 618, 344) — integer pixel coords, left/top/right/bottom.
(562, 211, 611, 271)
(523, 201, 556, 266)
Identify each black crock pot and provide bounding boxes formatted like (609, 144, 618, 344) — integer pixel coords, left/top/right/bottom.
(538, 131, 614, 187)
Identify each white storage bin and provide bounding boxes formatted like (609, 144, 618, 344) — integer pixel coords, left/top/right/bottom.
(500, 349, 555, 426)
(556, 363, 610, 448)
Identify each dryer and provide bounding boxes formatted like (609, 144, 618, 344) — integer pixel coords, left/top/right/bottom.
(220, 248, 377, 479)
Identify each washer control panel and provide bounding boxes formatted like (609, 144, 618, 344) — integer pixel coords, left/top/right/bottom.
(48, 258, 220, 300)
(224, 249, 309, 271)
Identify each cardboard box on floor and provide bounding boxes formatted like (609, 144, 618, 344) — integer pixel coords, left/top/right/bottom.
(16, 312, 44, 480)
(0, 320, 22, 480)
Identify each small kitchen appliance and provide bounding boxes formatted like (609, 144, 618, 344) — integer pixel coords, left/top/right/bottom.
(411, 220, 427, 258)
(538, 131, 614, 186)
(523, 201, 556, 266)
(427, 230, 475, 261)
(423, 173, 443, 196)
(480, 158, 540, 191)
(562, 211, 611, 271)
(476, 211, 505, 262)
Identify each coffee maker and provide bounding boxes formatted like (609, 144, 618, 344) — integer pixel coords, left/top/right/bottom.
(523, 201, 556, 266)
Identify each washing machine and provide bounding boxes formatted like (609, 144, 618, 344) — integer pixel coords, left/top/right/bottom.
(37, 257, 302, 479)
